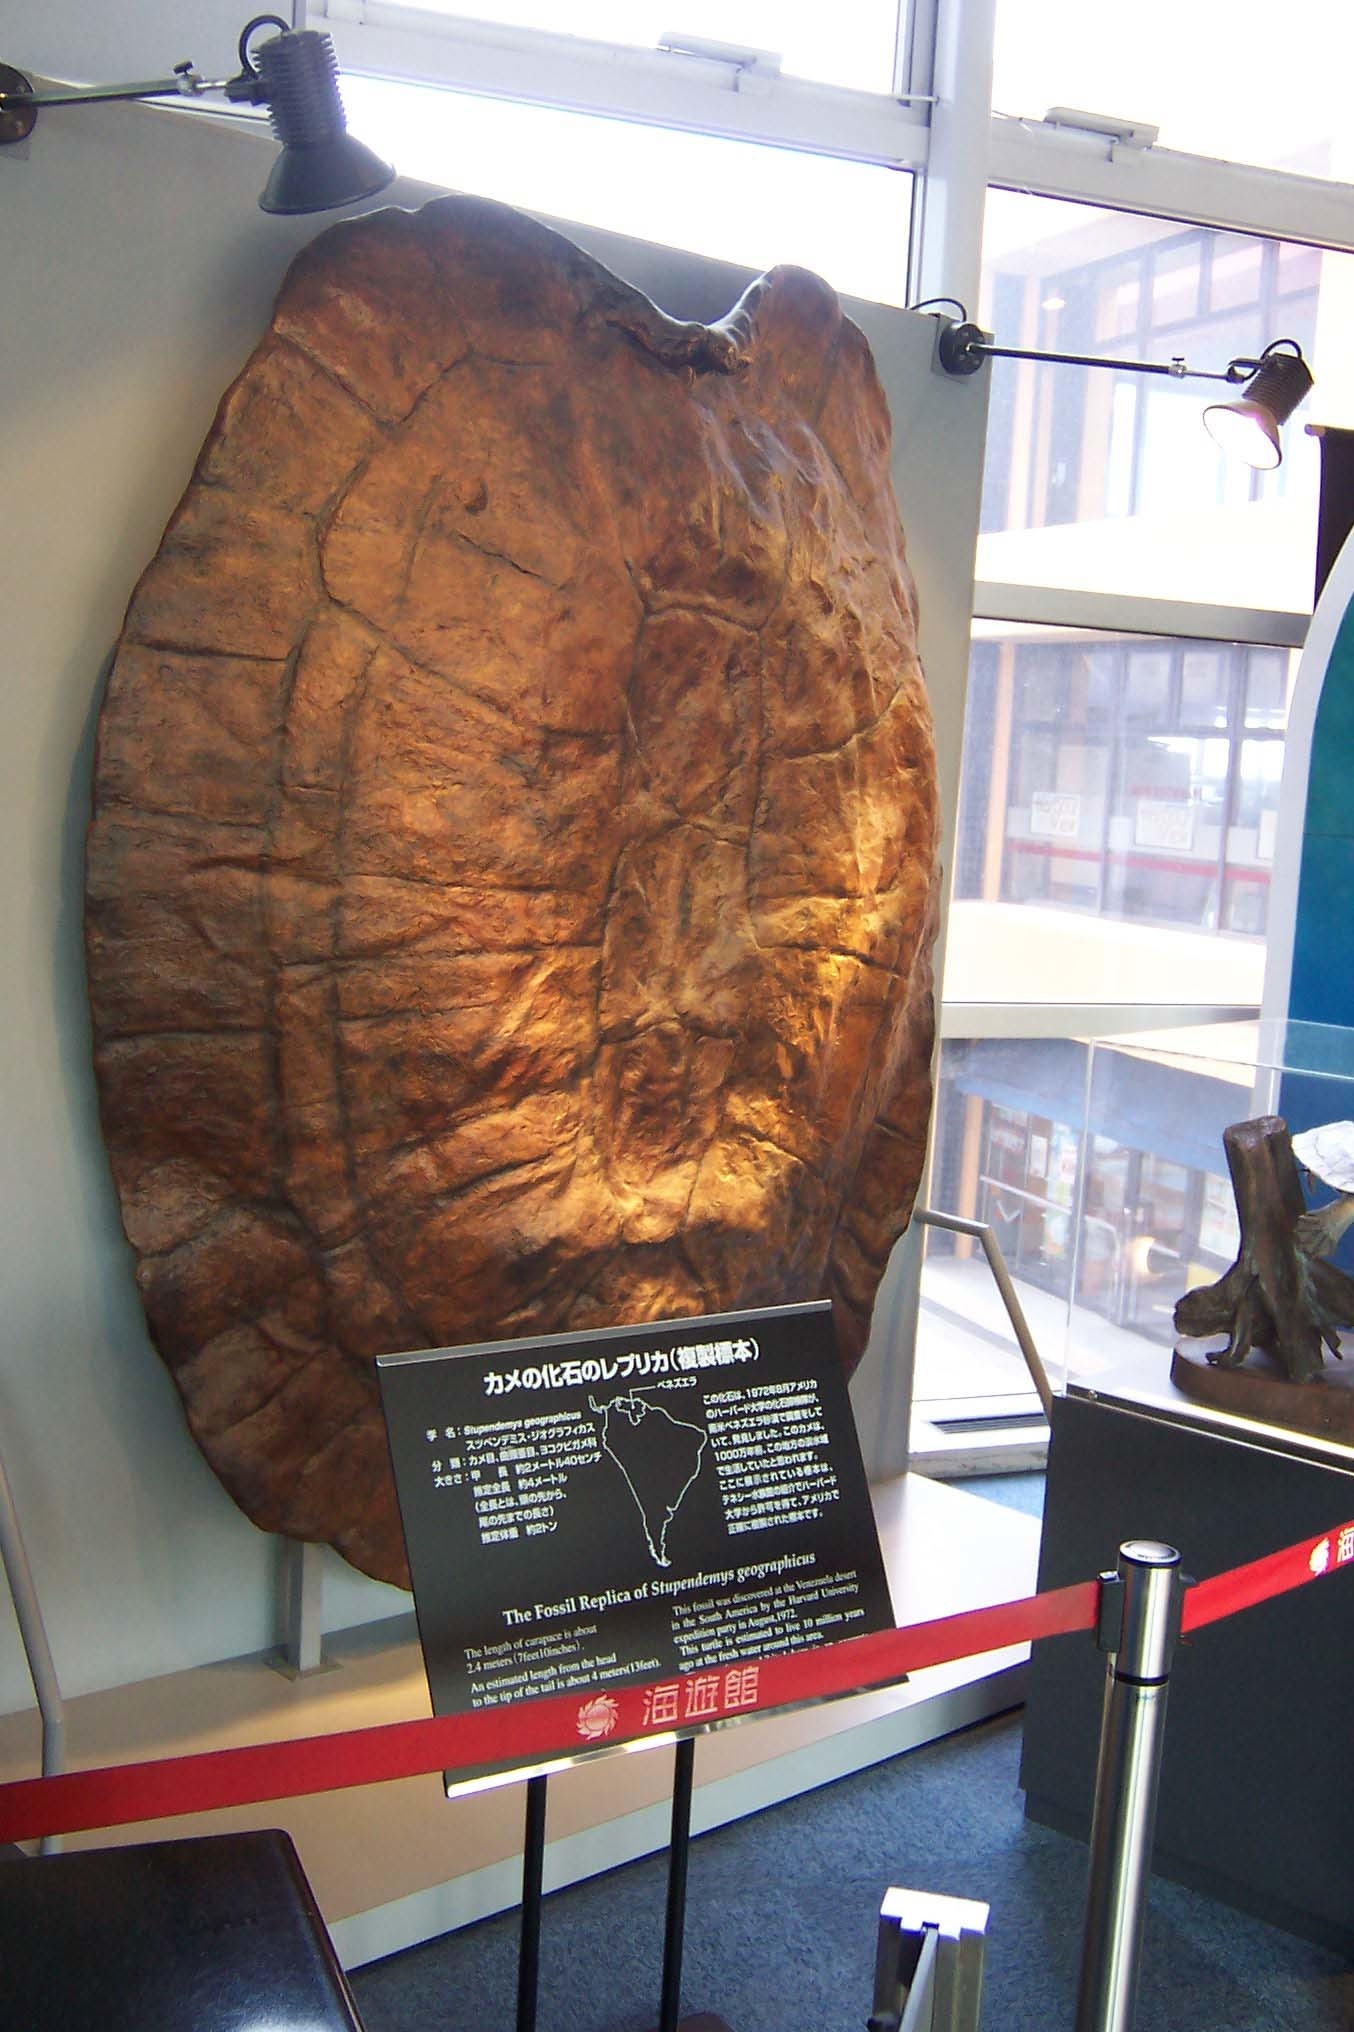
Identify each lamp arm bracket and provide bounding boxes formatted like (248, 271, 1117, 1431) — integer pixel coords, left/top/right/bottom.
(931, 317, 1279, 389)
(963, 337, 1238, 382)
(0, 28, 394, 214)
(0, 66, 215, 112)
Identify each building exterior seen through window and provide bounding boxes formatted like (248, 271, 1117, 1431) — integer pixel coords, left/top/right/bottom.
(922, 179, 1348, 1422)
(982, 222, 1319, 541)
(928, 1039, 1245, 1361)
(993, 0, 1354, 183)
(974, 195, 1354, 612)
(954, 630, 1293, 941)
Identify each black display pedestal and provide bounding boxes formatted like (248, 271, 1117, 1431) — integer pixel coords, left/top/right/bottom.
(1021, 1378, 1354, 1956)
(0, 1828, 365, 2029)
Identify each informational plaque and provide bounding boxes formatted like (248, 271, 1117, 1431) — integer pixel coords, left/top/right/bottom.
(377, 1301, 894, 1786)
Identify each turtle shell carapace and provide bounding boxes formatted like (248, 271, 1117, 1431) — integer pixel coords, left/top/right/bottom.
(85, 196, 940, 1585)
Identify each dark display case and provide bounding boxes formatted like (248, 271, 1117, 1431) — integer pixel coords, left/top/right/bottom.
(1021, 1378, 1354, 1954)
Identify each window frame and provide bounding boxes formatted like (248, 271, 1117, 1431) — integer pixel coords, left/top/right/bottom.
(315, 1, 934, 167)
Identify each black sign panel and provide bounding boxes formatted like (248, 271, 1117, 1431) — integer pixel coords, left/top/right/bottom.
(378, 1302, 893, 1773)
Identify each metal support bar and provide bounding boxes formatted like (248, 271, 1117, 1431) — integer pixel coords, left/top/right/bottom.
(0, 1434, 66, 1854)
(659, 1735, 695, 2032)
(270, 1537, 328, 1678)
(0, 72, 212, 110)
(1074, 1541, 1185, 2032)
(897, 1928, 940, 2032)
(516, 1774, 548, 2032)
(933, 316, 1257, 384)
(913, 1208, 1054, 1419)
(650, 1735, 734, 2032)
(979, 342, 1238, 381)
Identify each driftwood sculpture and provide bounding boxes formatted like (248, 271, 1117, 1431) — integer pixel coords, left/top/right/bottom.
(85, 196, 940, 1584)
(1174, 1116, 1354, 1385)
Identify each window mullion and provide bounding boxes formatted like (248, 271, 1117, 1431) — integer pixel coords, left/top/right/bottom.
(907, 0, 994, 309)
(897, 0, 939, 102)
(974, 584, 1308, 649)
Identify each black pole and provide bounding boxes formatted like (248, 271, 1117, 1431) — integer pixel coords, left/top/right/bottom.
(979, 342, 1236, 380)
(0, 74, 209, 109)
(517, 1774, 549, 2032)
(935, 318, 1252, 385)
(1310, 423, 1354, 602)
(658, 1736, 696, 2032)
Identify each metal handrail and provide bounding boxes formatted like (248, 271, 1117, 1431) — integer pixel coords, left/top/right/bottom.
(0, 1434, 65, 1852)
(913, 1208, 1055, 1420)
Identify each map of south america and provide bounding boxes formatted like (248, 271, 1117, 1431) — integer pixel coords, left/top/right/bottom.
(589, 1392, 707, 1567)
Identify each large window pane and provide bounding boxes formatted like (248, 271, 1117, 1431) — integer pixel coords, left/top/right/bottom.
(914, 1038, 1083, 1419)
(945, 626, 1297, 1007)
(384, 3, 906, 94)
(919, 1020, 1354, 1430)
(342, 78, 912, 302)
(993, 1, 1354, 181)
(919, 1028, 1252, 1417)
(976, 193, 1354, 610)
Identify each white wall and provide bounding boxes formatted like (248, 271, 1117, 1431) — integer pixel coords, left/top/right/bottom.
(0, 102, 417, 1717)
(0, 95, 987, 1718)
(5, 0, 256, 85)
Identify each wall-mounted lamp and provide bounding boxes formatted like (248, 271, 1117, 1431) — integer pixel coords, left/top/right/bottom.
(935, 314, 1314, 470)
(0, 14, 395, 216)
(1201, 344, 1315, 471)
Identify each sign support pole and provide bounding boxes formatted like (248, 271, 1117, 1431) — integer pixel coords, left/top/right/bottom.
(516, 1774, 549, 2032)
(655, 1736, 734, 2032)
(658, 1736, 694, 2032)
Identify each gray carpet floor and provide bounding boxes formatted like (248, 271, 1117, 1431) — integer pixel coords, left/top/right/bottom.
(349, 1711, 1353, 2031)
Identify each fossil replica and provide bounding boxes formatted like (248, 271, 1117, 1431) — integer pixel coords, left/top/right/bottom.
(1174, 1115, 1354, 1424)
(85, 195, 940, 1584)
(1291, 1119, 1354, 1259)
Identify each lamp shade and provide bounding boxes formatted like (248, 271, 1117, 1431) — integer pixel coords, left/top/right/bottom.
(254, 28, 393, 215)
(1203, 345, 1314, 471)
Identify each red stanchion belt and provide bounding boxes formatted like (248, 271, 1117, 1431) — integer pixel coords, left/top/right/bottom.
(1181, 1514, 1354, 1631)
(0, 1581, 1096, 1844)
(1, 1517, 1349, 1846)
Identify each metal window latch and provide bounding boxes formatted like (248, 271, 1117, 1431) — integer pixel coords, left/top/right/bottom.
(658, 31, 783, 93)
(1043, 106, 1159, 149)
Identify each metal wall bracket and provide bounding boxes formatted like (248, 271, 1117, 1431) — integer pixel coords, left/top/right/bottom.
(269, 1537, 335, 1679)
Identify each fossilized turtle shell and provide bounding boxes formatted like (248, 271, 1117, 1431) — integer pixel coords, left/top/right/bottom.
(85, 195, 939, 1584)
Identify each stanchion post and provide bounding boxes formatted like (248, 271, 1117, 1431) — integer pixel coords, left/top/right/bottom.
(1074, 1540, 1186, 2032)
